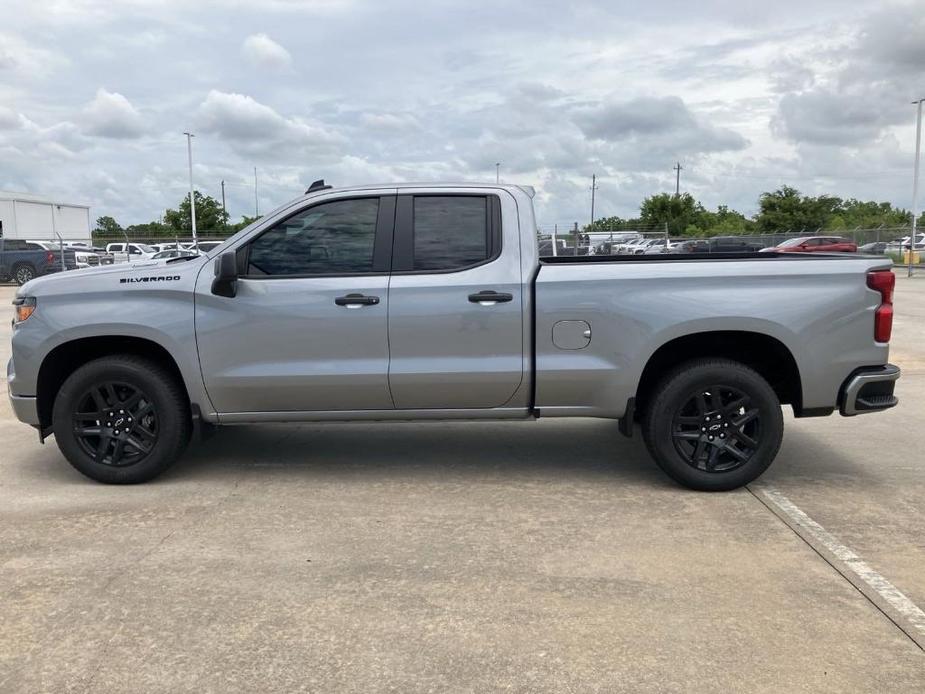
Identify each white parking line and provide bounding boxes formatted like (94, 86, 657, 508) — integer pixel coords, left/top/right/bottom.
(751, 484, 925, 651)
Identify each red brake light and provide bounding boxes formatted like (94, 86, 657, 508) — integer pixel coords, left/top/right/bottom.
(867, 270, 895, 343)
(46, 251, 55, 263)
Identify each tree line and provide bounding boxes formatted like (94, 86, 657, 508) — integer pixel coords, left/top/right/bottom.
(93, 191, 259, 239)
(94, 186, 920, 240)
(585, 186, 919, 236)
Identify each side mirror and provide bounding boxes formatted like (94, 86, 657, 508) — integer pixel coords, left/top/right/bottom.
(212, 251, 238, 298)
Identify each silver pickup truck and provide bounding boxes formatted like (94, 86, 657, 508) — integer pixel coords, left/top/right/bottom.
(8, 182, 900, 490)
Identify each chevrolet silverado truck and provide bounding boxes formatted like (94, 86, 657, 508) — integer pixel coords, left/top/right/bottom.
(8, 183, 900, 490)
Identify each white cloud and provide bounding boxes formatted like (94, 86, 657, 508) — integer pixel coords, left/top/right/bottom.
(81, 88, 146, 139)
(196, 90, 344, 159)
(0, 0, 917, 224)
(241, 33, 292, 70)
(0, 106, 20, 129)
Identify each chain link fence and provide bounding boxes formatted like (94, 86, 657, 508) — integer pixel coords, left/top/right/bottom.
(537, 224, 924, 272)
(4, 224, 923, 286)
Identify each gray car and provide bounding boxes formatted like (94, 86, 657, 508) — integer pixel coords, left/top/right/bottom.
(8, 182, 900, 490)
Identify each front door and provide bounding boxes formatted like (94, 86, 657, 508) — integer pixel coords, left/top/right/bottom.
(196, 194, 396, 413)
(387, 192, 524, 409)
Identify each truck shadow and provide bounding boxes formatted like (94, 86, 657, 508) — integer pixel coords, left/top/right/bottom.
(177, 418, 672, 487)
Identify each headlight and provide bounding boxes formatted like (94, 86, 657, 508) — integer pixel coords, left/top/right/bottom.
(13, 297, 36, 323)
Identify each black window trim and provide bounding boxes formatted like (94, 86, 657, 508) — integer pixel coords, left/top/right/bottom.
(238, 194, 396, 280)
(391, 193, 502, 275)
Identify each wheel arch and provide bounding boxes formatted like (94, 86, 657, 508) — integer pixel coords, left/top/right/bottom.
(634, 331, 803, 418)
(36, 336, 191, 427)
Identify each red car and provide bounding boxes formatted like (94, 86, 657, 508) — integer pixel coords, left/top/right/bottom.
(763, 236, 858, 253)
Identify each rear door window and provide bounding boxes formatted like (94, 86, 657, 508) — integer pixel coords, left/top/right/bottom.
(411, 196, 495, 271)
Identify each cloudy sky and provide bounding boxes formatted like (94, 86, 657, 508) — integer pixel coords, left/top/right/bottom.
(1, 0, 923, 230)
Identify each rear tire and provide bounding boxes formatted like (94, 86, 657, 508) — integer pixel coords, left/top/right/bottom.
(13, 263, 36, 285)
(52, 355, 191, 483)
(642, 358, 783, 491)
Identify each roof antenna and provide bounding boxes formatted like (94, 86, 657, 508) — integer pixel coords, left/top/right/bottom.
(306, 179, 332, 194)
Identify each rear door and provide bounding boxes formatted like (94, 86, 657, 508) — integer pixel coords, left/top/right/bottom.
(196, 194, 396, 414)
(387, 192, 524, 409)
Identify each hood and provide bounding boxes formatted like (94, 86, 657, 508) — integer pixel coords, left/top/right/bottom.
(17, 255, 210, 298)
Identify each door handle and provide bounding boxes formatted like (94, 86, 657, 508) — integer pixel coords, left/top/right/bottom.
(468, 290, 513, 306)
(334, 293, 380, 308)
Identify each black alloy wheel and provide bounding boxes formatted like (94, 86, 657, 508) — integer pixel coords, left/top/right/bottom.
(72, 381, 158, 467)
(671, 385, 761, 473)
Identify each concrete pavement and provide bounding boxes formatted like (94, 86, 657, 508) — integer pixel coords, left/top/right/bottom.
(1, 279, 923, 692)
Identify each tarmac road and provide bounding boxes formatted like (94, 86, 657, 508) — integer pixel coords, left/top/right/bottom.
(1, 279, 923, 692)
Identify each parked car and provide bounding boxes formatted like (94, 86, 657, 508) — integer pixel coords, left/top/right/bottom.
(28, 240, 112, 269)
(150, 243, 184, 253)
(8, 182, 900, 491)
(538, 238, 568, 257)
(858, 242, 888, 255)
(762, 236, 857, 254)
(180, 240, 225, 253)
(106, 242, 159, 263)
(631, 239, 665, 255)
(152, 249, 199, 260)
(671, 239, 711, 254)
(0, 240, 74, 285)
(887, 233, 925, 253)
(588, 232, 643, 253)
(701, 236, 766, 253)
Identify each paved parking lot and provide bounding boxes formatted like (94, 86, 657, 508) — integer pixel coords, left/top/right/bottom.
(1, 279, 924, 692)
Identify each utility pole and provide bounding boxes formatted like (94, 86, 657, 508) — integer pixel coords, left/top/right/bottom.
(183, 132, 197, 247)
(590, 174, 599, 226)
(673, 161, 683, 196)
(220, 180, 227, 233)
(910, 98, 924, 278)
(495, 162, 500, 184)
(254, 167, 259, 217)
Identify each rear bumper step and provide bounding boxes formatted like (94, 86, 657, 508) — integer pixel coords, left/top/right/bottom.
(839, 364, 900, 416)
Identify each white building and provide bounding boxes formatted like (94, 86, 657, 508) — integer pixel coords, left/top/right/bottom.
(0, 191, 91, 243)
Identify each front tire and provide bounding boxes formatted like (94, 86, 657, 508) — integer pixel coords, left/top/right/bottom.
(642, 358, 783, 491)
(13, 263, 36, 285)
(52, 355, 191, 483)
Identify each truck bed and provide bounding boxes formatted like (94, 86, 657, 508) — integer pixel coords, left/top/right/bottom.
(540, 251, 872, 263)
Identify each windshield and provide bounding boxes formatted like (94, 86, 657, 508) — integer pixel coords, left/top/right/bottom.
(134, 243, 156, 253)
(778, 237, 809, 248)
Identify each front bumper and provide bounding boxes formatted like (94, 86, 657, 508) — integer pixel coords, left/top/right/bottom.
(839, 364, 900, 416)
(9, 393, 40, 425)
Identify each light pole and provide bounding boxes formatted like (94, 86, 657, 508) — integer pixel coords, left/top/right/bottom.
(220, 179, 227, 234)
(254, 166, 259, 217)
(909, 98, 924, 278)
(183, 132, 197, 248)
(590, 174, 599, 226)
(495, 162, 500, 184)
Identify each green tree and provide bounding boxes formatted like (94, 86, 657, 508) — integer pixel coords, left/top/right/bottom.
(229, 214, 262, 233)
(583, 215, 627, 232)
(125, 221, 171, 237)
(639, 193, 706, 235)
(826, 199, 911, 230)
(94, 215, 122, 235)
(755, 186, 842, 232)
(164, 191, 229, 233)
(698, 205, 752, 235)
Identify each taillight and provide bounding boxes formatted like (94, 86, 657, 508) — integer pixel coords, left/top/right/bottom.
(867, 270, 895, 343)
(46, 251, 55, 263)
